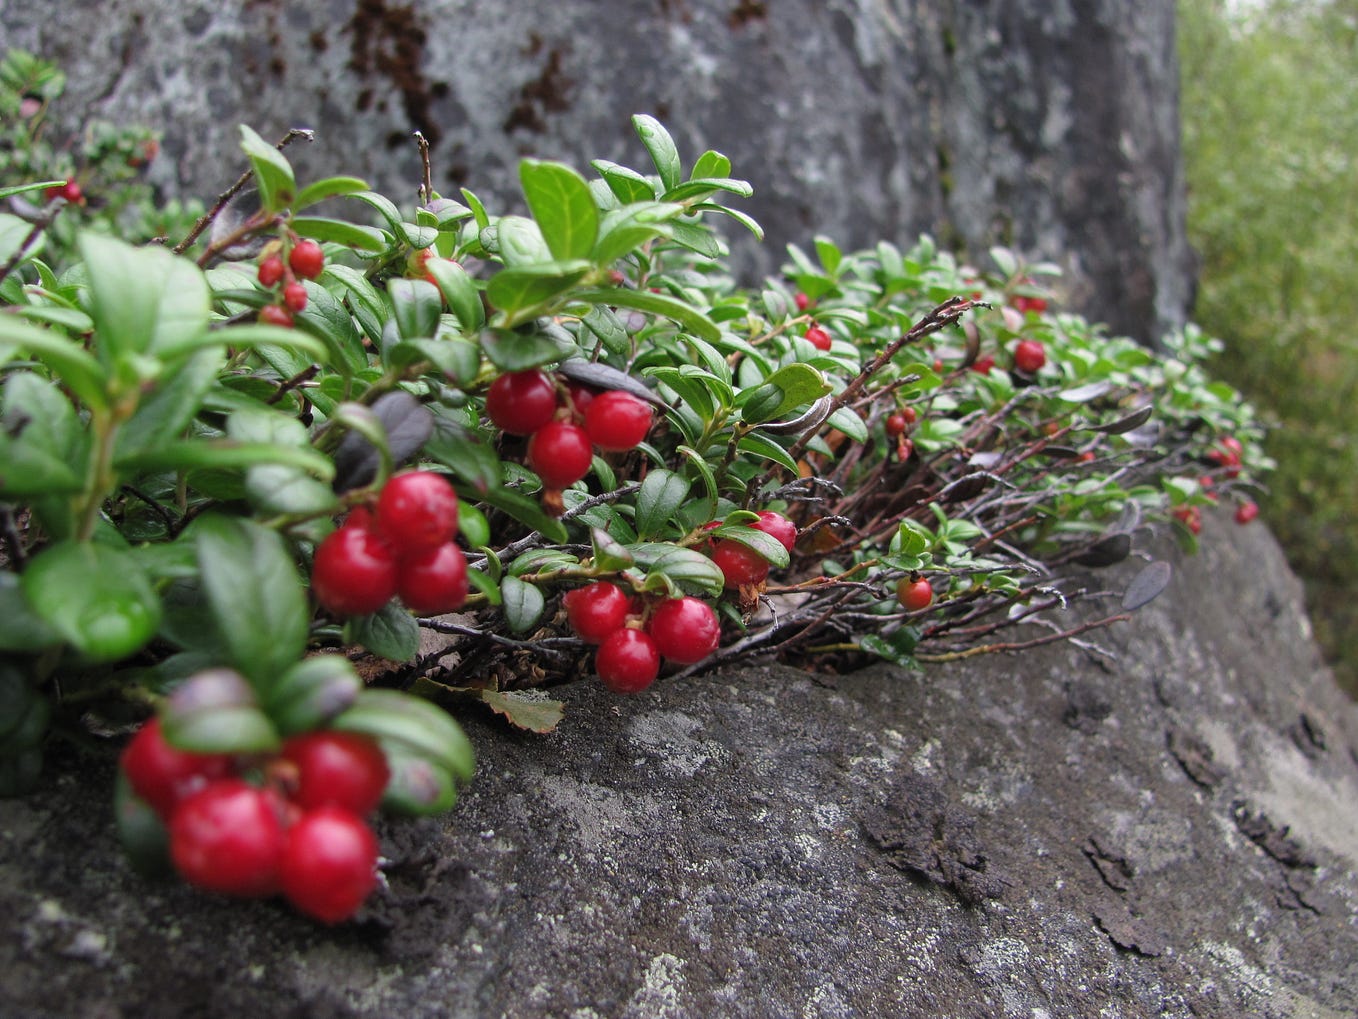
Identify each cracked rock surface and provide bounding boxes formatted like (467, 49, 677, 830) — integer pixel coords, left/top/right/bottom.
(2, 515, 1357, 1018)
(4, 0, 1190, 344)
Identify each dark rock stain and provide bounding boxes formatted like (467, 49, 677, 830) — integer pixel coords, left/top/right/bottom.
(345, 0, 442, 148)
(503, 37, 574, 135)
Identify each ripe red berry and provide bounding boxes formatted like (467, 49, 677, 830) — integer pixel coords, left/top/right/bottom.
(804, 325, 832, 352)
(1014, 339, 1047, 374)
(485, 369, 559, 436)
(46, 178, 84, 204)
(901, 406, 918, 424)
(395, 542, 469, 615)
(283, 281, 308, 313)
(1013, 294, 1048, 314)
(1235, 501, 1259, 525)
(1173, 505, 1203, 535)
(710, 538, 771, 589)
(169, 779, 287, 898)
(280, 732, 390, 816)
(278, 807, 379, 924)
(794, 292, 811, 311)
(257, 255, 285, 288)
(527, 421, 594, 489)
(312, 526, 399, 616)
(566, 382, 598, 415)
(377, 471, 460, 554)
(343, 505, 378, 531)
(120, 718, 234, 818)
(1221, 436, 1244, 456)
(583, 390, 653, 452)
(563, 582, 632, 644)
(752, 510, 797, 553)
(289, 239, 325, 280)
(595, 628, 661, 694)
(933, 357, 945, 373)
(647, 597, 720, 664)
(885, 413, 908, 438)
(896, 577, 934, 611)
(259, 304, 294, 328)
(971, 354, 996, 375)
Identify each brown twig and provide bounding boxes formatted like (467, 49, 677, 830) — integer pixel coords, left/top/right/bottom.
(414, 131, 433, 205)
(914, 612, 1131, 662)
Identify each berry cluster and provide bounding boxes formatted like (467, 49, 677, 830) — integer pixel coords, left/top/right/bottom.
(1206, 435, 1244, 479)
(884, 405, 918, 460)
(563, 583, 722, 693)
(485, 369, 654, 491)
(120, 719, 388, 923)
(313, 471, 468, 617)
(256, 239, 325, 328)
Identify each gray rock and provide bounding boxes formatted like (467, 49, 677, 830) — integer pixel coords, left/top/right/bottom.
(2, 0, 1190, 344)
(2, 514, 1356, 1018)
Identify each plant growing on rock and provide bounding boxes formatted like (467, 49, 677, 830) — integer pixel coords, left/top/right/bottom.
(0, 92, 1268, 922)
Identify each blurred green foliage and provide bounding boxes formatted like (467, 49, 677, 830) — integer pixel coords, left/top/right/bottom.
(1180, 0, 1358, 695)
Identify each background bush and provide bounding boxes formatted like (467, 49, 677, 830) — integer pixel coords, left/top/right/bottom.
(1179, 0, 1358, 694)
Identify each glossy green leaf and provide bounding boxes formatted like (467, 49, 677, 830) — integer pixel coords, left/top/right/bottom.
(487, 261, 593, 316)
(633, 114, 682, 191)
(591, 160, 657, 204)
(491, 216, 552, 267)
(643, 545, 725, 597)
(161, 668, 280, 754)
(114, 348, 221, 460)
(736, 433, 800, 473)
(480, 327, 570, 372)
(21, 542, 161, 664)
(520, 159, 599, 261)
(475, 485, 569, 544)
(335, 688, 475, 782)
(291, 216, 388, 252)
(425, 258, 485, 332)
(737, 363, 830, 423)
(591, 526, 635, 571)
(348, 601, 420, 662)
(193, 516, 307, 687)
(690, 150, 731, 179)
(570, 287, 720, 343)
(263, 655, 363, 735)
(591, 201, 682, 265)
(0, 311, 107, 411)
(826, 406, 870, 442)
(239, 124, 297, 212)
(0, 574, 58, 652)
(389, 278, 443, 341)
(500, 575, 546, 634)
(711, 523, 790, 568)
(635, 468, 691, 540)
(380, 746, 458, 815)
(294, 175, 370, 211)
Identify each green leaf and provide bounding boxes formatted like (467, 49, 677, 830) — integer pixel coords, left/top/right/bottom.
(661, 177, 754, 203)
(826, 406, 869, 442)
(264, 655, 363, 735)
(487, 261, 593, 316)
(475, 485, 569, 544)
(21, 542, 161, 663)
(591, 202, 682, 265)
(635, 469, 691, 540)
(461, 187, 490, 230)
(814, 235, 843, 276)
(229, 411, 339, 516)
(161, 668, 280, 754)
(667, 221, 722, 259)
(0, 370, 87, 496)
(643, 545, 725, 597)
(736, 433, 800, 473)
(570, 287, 721, 343)
(479, 326, 570, 372)
(117, 439, 335, 480)
(0, 574, 59, 652)
(694, 202, 763, 240)
(348, 601, 420, 662)
(591, 526, 635, 571)
(193, 516, 307, 687)
(294, 175, 370, 211)
(114, 348, 221, 460)
(520, 160, 600, 261)
(0, 307, 107, 412)
(208, 322, 328, 361)
(335, 688, 475, 782)
(0, 181, 66, 201)
(591, 160, 657, 204)
(425, 258, 485, 332)
(691, 150, 731, 179)
(500, 575, 546, 634)
(711, 523, 790, 568)
(491, 216, 552, 267)
(859, 632, 917, 667)
(80, 233, 210, 365)
(380, 746, 458, 815)
(426, 425, 503, 494)
(390, 337, 481, 385)
(389, 278, 443, 341)
(633, 114, 682, 191)
(291, 216, 387, 252)
(114, 771, 171, 877)
(349, 191, 432, 247)
(238, 124, 297, 213)
(738, 363, 831, 423)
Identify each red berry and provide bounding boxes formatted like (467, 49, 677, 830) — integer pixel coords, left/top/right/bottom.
(595, 629, 661, 693)
(281, 732, 390, 816)
(710, 539, 771, 589)
(312, 526, 399, 616)
(970, 354, 996, 375)
(896, 577, 934, 611)
(257, 255, 285, 288)
(752, 510, 797, 553)
(289, 239, 325, 280)
(566, 382, 598, 416)
(169, 779, 287, 898)
(794, 292, 811, 311)
(901, 406, 918, 424)
(1013, 294, 1048, 314)
(260, 304, 294, 328)
(396, 542, 469, 615)
(120, 718, 234, 818)
(46, 178, 83, 204)
(804, 325, 832, 351)
(647, 597, 720, 664)
(1014, 339, 1047, 374)
(283, 281, 308, 313)
(583, 390, 653, 452)
(933, 358, 945, 373)
(1173, 505, 1203, 535)
(885, 414, 908, 438)
(342, 505, 378, 531)
(527, 421, 594, 489)
(1235, 501, 1259, 525)
(1221, 436, 1244, 456)
(377, 471, 459, 554)
(485, 369, 559, 435)
(563, 582, 632, 644)
(278, 807, 379, 923)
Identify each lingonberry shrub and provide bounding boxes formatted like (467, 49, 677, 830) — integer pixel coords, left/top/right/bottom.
(0, 103, 1272, 924)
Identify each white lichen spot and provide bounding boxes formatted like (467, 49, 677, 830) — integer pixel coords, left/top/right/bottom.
(625, 953, 687, 1019)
